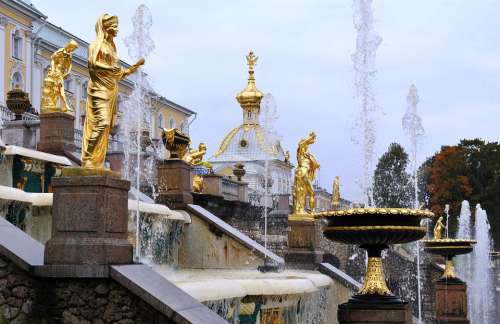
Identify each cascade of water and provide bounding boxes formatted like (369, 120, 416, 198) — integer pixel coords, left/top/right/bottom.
(470, 204, 494, 323)
(402, 84, 425, 323)
(260, 93, 279, 257)
(351, 0, 382, 206)
(122, 4, 156, 261)
(456, 200, 472, 282)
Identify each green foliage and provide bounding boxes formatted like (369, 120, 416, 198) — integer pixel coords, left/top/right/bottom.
(373, 143, 413, 208)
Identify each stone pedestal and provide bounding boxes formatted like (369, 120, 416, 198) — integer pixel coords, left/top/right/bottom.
(435, 279, 469, 324)
(44, 175, 132, 265)
(202, 174, 223, 197)
(285, 220, 323, 269)
(107, 151, 124, 173)
(338, 301, 412, 324)
(156, 159, 193, 209)
(38, 112, 75, 155)
(1, 120, 39, 149)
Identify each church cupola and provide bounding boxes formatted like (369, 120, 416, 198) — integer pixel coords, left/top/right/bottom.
(236, 51, 263, 125)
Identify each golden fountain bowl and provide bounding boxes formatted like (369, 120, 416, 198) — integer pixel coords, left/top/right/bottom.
(422, 239, 476, 257)
(316, 208, 434, 246)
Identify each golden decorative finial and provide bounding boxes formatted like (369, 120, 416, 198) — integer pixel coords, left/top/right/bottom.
(332, 176, 340, 209)
(41, 39, 78, 114)
(433, 216, 445, 240)
(290, 132, 320, 221)
(81, 14, 145, 170)
(236, 50, 263, 116)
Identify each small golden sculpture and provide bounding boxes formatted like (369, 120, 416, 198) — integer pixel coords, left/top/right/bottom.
(433, 216, 446, 240)
(332, 176, 341, 209)
(183, 143, 213, 171)
(81, 14, 145, 170)
(192, 175, 203, 193)
(41, 40, 78, 113)
(290, 132, 320, 221)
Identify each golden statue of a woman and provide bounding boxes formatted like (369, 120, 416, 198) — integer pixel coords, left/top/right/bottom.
(332, 176, 341, 209)
(81, 14, 144, 169)
(433, 216, 446, 240)
(291, 132, 320, 220)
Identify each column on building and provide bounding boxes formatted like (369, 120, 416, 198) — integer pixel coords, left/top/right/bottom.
(31, 58, 42, 111)
(0, 16, 7, 104)
(24, 30, 32, 95)
(74, 77, 81, 129)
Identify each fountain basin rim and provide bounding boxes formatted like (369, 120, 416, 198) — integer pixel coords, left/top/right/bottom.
(422, 239, 476, 244)
(314, 208, 434, 218)
(323, 225, 426, 232)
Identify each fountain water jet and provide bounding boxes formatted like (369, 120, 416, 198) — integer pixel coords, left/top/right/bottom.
(351, 0, 382, 206)
(470, 204, 494, 323)
(122, 4, 156, 260)
(456, 200, 472, 285)
(402, 84, 425, 323)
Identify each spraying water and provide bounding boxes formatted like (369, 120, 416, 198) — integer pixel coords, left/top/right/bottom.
(122, 4, 156, 260)
(402, 84, 425, 323)
(260, 93, 279, 257)
(470, 204, 494, 323)
(456, 201, 472, 282)
(351, 0, 382, 206)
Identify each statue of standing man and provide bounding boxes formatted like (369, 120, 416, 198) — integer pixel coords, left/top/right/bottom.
(81, 14, 144, 170)
(291, 132, 320, 220)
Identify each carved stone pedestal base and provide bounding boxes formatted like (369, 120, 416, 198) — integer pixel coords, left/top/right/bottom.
(156, 159, 193, 209)
(38, 112, 75, 155)
(285, 220, 323, 269)
(44, 175, 132, 265)
(435, 279, 469, 324)
(338, 301, 412, 324)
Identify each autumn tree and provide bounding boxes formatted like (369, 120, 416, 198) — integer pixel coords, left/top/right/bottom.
(373, 143, 413, 208)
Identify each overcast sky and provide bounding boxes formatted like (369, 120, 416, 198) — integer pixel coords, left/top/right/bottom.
(32, 0, 500, 201)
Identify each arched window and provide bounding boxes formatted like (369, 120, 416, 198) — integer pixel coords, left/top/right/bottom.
(11, 72, 23, 89)
(169, 117, 175, 129)
(180, 122, 185, 133)
(81, 81, 88, 99)
(11, 30, 23, 60)
(158, 114, 163, 128)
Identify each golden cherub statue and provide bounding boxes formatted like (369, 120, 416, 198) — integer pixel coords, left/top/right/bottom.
(41, 39, 78, 113)
(291, 132, 320, 220)
(332, 176, 340, 209)
(183, 143, 213, 171)
(81, 14, 145, 169)
(433, 216, 446, 240)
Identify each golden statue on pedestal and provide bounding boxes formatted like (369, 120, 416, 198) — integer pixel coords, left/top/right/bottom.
(290, 132, 320, 221)
(183, 143, 213, 171)
(332, 176, 340, 209)
(81, 14, 145, 170)
(41, 40, 78, 113)
(433, 216, 446, 240)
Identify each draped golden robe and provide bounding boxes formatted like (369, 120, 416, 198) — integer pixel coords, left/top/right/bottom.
(81, 41, 125, 169)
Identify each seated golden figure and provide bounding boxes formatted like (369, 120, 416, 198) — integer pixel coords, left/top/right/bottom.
(183, 143, 213, 171)
(291, 132, 320, 220)
(41, 40, 78, 113)
(81, 14, 144, 169)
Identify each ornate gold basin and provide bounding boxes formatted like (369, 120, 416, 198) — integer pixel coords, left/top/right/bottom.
(422, 239, 476, 281)
(315, 208, 434, 303)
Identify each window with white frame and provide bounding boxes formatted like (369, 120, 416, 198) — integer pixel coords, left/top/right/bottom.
(180, 122, 186, 133)
(169, 117, 175, 129)
(158, 114, 163, 128)
(64, 78, 72, 93)
(81, 81, 88, 99)
(12, 30, 23, 60)
(11, 72, 23, 89)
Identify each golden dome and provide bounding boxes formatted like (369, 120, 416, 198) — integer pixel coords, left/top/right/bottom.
(236, 51, 263, 111)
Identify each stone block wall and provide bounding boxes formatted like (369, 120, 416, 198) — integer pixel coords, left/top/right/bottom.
(0, 255, 173, 324)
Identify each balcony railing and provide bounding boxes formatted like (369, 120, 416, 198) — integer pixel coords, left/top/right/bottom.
(0, 105, 40, 123)
(74, 128, 83, 148)
(221, 177, 242, 201)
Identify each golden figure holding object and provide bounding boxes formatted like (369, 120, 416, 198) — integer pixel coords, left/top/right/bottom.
(41, 40, 78, 114)
(433, 216, 446, 240)
(331, 176, 341, 210)
(290, 132, 320, 221)
(81, 14, 145, 170)
(183, 143, 213, 171)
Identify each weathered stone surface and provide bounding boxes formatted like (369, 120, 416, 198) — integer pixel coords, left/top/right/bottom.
(435, 279, 469, 324)
(44, 175, 133, 265)
(37, 112, 75, 155)
(156, 159, 193, 209)
(285, 220, 324, 269)
(338, 301, 412, 324)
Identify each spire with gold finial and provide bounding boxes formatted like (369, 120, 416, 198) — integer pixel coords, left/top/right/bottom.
(236, 50, 264, 124)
